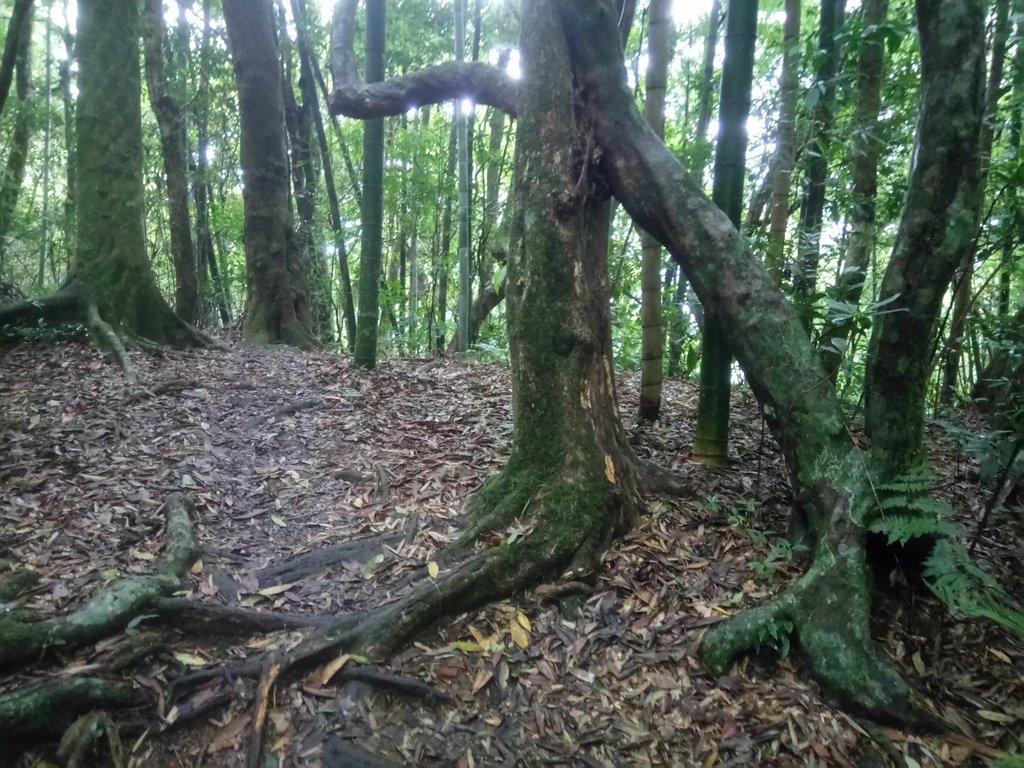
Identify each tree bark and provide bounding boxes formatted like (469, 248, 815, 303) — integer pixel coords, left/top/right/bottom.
(819, 0, 889, 383)
(554, 0, 971, 723)
(637, 0, 672, 422)
(74, 0, 204, 350)
(937, 0, 1011, 405)
(224, 0, 315, 348)
(765, 0, 801, 284)
(0, 0, 34, 269)
(0, 0, 33, 116)
(692, 0, 758, 464)
(142, 0, 200, 325)
(865, 0, 987, 466)
(793, 0, 846, 326)
(354, 0, 386, 367)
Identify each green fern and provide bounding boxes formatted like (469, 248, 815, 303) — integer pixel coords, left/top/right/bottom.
(924, 540, 1024, 637)
(876, 463, 935, 496)
(868, 463, 958, 541)
(867, 465, 1024, 637)
(867, 513, 960, 544)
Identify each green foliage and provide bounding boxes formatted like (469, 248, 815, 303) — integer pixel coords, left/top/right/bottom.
(753, 616, 794, 658)
(1, 318, 86, 344)
(988, 756, 1024, 768)
(924, 540, 1024, 637)
(868, 464, 1024, 637)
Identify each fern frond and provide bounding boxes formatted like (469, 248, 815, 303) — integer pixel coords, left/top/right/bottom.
(924, 540, 1024, 638)
(868, 514, 961, 545)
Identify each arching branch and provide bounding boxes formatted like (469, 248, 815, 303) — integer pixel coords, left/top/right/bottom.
(329, 61, 518, 118)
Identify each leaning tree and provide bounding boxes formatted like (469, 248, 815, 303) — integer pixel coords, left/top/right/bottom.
(0, 0, 211, 377)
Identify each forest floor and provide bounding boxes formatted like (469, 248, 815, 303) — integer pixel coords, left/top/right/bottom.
(0, 337, 1022, 768)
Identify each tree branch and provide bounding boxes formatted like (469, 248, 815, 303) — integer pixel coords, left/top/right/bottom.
(329, 62, 518, 118)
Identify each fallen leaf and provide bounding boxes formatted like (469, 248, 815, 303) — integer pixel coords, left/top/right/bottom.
(427, 560, 440, 578)
(173, 652, 208, 667)
(318, 654, 352, 686)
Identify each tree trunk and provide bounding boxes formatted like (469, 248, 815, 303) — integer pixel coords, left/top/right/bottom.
(637, 0, 672, 422)
(74, 0, 201, 350)
(292, 0, 356, 350)
(223, 0, 315, 348)
(0, 0, 209, 369)
(865, 0, 987, 466)
(435, 125, 457, 353)
(555, 0, 983, 722)
(938, 0, 1011, 405)
(455, 0, 472, 352)
(668, 0, 720, 376)
(461, 0, 644, 574)
(354, 0, 385, 367)
(819, 0, 889, 383)
(142, 0, 200, 325)
(280, 6, 331, 342)
(0, 0, 33, 116)
(0, 0, 33, 270)
(195, 0, 231, 326)
(793, 0, 845, 326)
(692, 0, 757, 464)
(765, 0, 801, 284)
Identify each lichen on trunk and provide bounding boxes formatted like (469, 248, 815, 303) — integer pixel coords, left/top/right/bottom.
(461, 0, 642, 568)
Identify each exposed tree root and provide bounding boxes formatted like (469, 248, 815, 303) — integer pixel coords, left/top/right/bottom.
(700, 543, 942, 728)
(0, 284, 222, 384)
(0, 289, 82, 333)
(255, 533, 400, 587)
(87, 301, 137, 384)
(151, 597, 327, 635)
(635, 457, 700, 498)
(0, 492, 197, 668)
(0, 678, 147, 757)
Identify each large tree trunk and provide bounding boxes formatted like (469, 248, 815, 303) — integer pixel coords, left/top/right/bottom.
(865, 0, 987, 466)
(142, 0, 200, 325)
(460, 0, 643, 574)
(0, 0, 211, 370)
(73, 0, 204, 351)
(224, 0, 315, 348)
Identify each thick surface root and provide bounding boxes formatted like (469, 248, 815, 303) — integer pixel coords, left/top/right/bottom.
(0, 678, 146, 758)
(700, 547, 940, 728)
(0, 493, 197, 668)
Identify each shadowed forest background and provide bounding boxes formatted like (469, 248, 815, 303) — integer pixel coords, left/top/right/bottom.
(0, 0, 1022, 766)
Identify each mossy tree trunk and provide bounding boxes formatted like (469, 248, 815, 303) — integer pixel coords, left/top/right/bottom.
(555, 0, 984, 723)
(0, 0, 212, 360)
(462, 0, 644, 560)
(864, 0, 986, 467)
(74, 0, 203, 350)
(223, 0, 316, 349)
